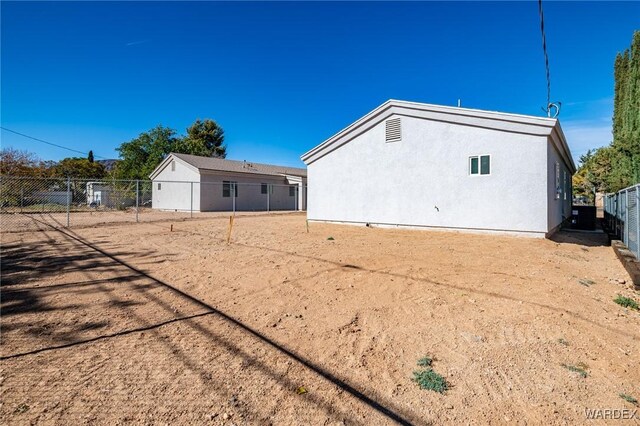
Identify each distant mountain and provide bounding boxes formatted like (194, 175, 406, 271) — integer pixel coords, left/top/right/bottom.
(96, 159, 119, 171)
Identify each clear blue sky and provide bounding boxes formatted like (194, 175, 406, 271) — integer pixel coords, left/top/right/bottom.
(2, 1, 638, 168)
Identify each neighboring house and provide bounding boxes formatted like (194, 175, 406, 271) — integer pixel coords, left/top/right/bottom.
(86, 181, 135, 208)
(149, 153, 307, 212)
(301, 100, 575, 238)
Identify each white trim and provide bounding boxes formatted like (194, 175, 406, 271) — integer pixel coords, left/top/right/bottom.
(301, 99, 568, 166)
(149, 153, 199, 180)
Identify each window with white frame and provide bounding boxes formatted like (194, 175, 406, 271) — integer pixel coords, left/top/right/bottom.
(289, 186, 296, 197)
(469, 155, 490, 175)
(261, 183, 268, 194)
(223, 181, 238, 198)
(555, 162, 561, 199)
(157, 183, 161, 190)
(171, 160, 175, 172)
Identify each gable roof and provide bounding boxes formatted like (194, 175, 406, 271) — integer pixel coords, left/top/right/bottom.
(150, 152, 306, 180)
(301, 99, 576, 173)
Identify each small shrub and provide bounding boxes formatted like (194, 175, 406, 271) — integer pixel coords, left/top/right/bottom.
(562, 363, 588, 378)
(327, 237, 335, 241)
(417, 356, 433, 367)
(412, 369, 448, 393)
(620, 393, 638, 405)
(614, 295, 639, 310)
(14, 403, 29, 414)
(557, 338, 569, 346)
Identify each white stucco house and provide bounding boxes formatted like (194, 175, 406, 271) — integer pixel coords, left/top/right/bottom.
(301, 100, 575, 237)
(149, 153, 306, 212)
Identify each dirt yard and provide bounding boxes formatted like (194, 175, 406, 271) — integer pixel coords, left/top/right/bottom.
(2, 214, 639, 425)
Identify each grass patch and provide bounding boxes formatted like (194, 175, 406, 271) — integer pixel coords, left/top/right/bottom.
(14, 403, 29, 414)
(614, 295, 639, 310)
(620, 393, 638, 405)
(557, 338, 569, 346)
(561, 363, 588, 378)
(412, 369, 448, 393)
(417, 356, 433, 367)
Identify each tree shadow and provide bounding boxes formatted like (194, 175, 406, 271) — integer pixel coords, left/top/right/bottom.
(2, 219, 418, 425)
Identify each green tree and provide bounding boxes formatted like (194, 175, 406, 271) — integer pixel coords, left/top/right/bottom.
(114, 119, 227, 180)
(177, 119, 226, 158)
(575, 31, 640, 195)
(610, 31, 640, 188)
(53, 157, 106, 179)
(115, 125, 179, 180)
(88, 150, 94, 163)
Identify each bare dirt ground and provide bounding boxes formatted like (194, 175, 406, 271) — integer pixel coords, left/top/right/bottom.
(2, 214, 639, 425)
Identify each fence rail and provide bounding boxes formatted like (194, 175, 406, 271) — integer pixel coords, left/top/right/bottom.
(0, 176, 306, 232)
(603, 183, 640, 260)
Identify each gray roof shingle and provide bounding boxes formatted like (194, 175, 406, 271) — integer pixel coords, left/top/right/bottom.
(172, 153, 306, 178)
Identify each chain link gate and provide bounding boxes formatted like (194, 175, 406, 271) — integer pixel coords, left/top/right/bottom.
(603, 183, 640, 260)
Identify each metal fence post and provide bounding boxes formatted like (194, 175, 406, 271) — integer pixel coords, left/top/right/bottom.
(20, 184, 24, 213)
(135, 180, 140, 223)
(636, 186, 640, 259)
(66, 177, 71, 227)
(190, 181, 193, 218)
(625, 189, 629, 246)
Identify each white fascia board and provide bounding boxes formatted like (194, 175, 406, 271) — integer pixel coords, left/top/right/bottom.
(301, 100, 558, 165)
(149, 153, 200, 180)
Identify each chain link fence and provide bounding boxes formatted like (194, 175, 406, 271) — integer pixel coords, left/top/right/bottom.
(604, 183, 640, 260)
(0, 176, 306, 232)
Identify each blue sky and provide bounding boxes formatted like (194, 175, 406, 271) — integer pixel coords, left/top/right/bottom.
(2, 1, 638, 168)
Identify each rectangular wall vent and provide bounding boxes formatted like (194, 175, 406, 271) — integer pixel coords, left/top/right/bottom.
(385, 117, 401, 142)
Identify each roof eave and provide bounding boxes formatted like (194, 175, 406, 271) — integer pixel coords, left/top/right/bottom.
(301, 100, 558, 165)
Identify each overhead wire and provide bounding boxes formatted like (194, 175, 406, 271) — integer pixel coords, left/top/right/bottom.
(538, 0, 552, 116)
(0, 126, 107, 159)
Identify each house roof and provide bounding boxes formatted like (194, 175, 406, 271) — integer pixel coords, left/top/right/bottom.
(301, 99, 576, 173)
(150, 152, 306, 180)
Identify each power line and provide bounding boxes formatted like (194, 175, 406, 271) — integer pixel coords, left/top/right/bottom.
(538, 0, 552, 115)
(0, 127, 107, 159)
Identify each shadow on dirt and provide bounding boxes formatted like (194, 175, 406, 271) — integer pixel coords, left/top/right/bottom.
(1, 218, 417, 425)
(550, 229, 610, 247)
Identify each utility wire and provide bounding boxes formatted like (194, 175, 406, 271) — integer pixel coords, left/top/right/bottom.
(0, 126, 107, 159)
(538, 0, 551, 115)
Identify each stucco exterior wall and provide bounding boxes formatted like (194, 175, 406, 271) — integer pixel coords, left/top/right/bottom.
(199, 172, 301, 212)
(307, 115, 551, 235)
(547, 140, 573, 233)
(152, 159, 201, 211)
(151, 156, 306, 212)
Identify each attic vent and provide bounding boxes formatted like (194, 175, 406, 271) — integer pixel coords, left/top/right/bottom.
(385, 118, 401, 142)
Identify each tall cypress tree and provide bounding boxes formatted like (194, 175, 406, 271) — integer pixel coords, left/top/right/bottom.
(610, 31, 640, 188)
(575, 31, 640, 194)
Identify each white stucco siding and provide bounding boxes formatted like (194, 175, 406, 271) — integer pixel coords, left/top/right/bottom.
(152, 158, 201, 211)
(307, 115, 549, 234)
(546, 140, 573, 233)
(199, 172, 300, 211)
